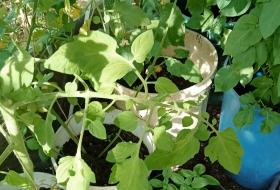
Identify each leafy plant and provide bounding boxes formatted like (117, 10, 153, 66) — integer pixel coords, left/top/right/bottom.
(0, 1, 243, 190)
(149, 164, 220, 190)
(214, 0, 280, 132)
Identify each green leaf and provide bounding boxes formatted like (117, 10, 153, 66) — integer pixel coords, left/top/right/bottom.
(155, 77, 179, 94)
(194, 124, 210, 141)
(5, 170, 31, 188)
(114, 111, 138, 132)
(182, 116, 194, 127)
(170, 173, 185, 185)
(214, 66, 240, 92)
(201, 174, 220, 185)
(0, 46, 34, 95)
(240, 66, 254, 86)
(153, 126, 174, 151)
(251, 76, 273, 101)
(44, 31, 132, 92)
(145, 130, 200, 170)
(114, 1, 150, 28)
(65, 82, 78, 95)
(26, 138, 40, 150)
(20, 112, 55, 155)
(234, 108, 254, 128)
(187, 0, 206, 15)
(56, 156, 96, 187)
(256, 41, 268, 68)
(224, 14, 262, 56)
(218, 0, 251, 17)
(158, 3, 185, 47)
(232, 46, 256, 69)
(87, 101, 105, 121)
(111, 157, 150, 190)
(165, 58, 202, 83)
(131, 30, 154, 63)
(216, 0, 231, 9)
(240, 92, 256, 104)
(87, 119, 106, 140)
(193, 164, 206, 175)
(150, 179, 163, 188)
(260, 109, 280, 133)
(192, 177, 212, 188)
(205, 128, 243, 174)
(106, 142, 138, 163)
(259, 0, 280, 38)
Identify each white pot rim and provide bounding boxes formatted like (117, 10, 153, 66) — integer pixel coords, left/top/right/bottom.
(116, 29, 218, 101)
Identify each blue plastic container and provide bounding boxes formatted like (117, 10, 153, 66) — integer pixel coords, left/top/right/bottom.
(219, 89, 280, 190)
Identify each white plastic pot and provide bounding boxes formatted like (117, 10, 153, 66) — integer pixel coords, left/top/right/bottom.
(54, 109, 155, 190)
(116, 30, 218, 136)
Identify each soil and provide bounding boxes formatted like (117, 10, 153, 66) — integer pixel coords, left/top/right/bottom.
(118, 58, 196, 93)
(61, 124, 149, 186)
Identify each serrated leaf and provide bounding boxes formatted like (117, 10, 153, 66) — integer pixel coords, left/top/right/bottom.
(44, 31, 132, 92)
(224, 14, 262, 56)
(218, 0, 251, 17)
(0, 46, 34, 95)
(240, 92, 256, 104)
(233, 108, 254, 128)
(259, 0, 280, 38)
(114, 1, 150, 28)
(155, 77, 179, 94)
(165, 58, 202, 83)
(106, 142, 138, 163)
(205, 128, 243, 174)
(260, 109, 280, 133)
(65, 82, 77, 95)
(187, 0, 206, 15)
(87, 119, 106, 140)
(56, 156, 96, 188)
(153, 126, 174, 151)
(111, 157, 150, 190)
(158, 4, 185, 46)
(214, 66, 240, 92)
(20, 112, 55, 155)
(114, 111, 138, 132)
(131, 30, 154, 63)
(5, 170, 31, 188)
(256, 41, 268, 68)
(87, 101, 105, 121)
(145, 130, 200, 170)
(194, 124, 210, 141)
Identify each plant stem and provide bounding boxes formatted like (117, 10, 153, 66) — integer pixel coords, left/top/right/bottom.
(52, 111, 87, 154)
(103, 100, 116, 112)
(0, 106, 38, 190)
(26, 0, 38, 51)
(98, 128, 122, 158)
(92, 0, 107, 33)
(0, 144, 14, 168)
(144, 0, 178, 82)
(76, 94, 90, 159)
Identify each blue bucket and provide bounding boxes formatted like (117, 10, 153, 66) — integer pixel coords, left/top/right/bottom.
(219, 89, 280, 190)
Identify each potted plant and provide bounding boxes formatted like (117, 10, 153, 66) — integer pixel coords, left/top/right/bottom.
(0, 0, 243, 189)
(214, 0, 280, 189)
